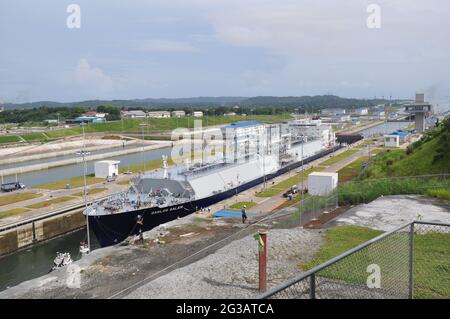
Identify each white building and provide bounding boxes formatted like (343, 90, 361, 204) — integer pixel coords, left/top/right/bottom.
(95, 160, 120, 179)
(321, 108, 346, 116)
(288, 119, 335, 148)
(192, 111, 204, 117)
(307, 172, 338, 196)
(351, 108, 369, 115)
(172, 110, 186, 118)
(332, 114, 351, 122)
(121, 110, 147, 118)
(384, 135, 400, 148)
(147, 111, 171, 118)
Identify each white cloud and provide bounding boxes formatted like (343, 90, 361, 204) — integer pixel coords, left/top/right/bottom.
(74, 59, 113, 93)
(137, 39, 199, 53)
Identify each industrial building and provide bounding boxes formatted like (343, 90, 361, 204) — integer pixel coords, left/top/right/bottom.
(307, 172, 338, 196)
(384, 135, 400, 148)
(321, 108, 346, 116)
(121, 110, 147, 119)
(147, 111, 171, 118)
(95, 160, 120, 179)
(172, 110, 186, 118)
(405, 93, 433, 133)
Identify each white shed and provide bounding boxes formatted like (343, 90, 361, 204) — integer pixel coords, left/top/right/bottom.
(307, 172, 338, 196)
(384, 135, 400, 148)
(95, 160, 120, 179)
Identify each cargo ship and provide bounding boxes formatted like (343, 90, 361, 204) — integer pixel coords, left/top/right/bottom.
(85, 120, 339, 247)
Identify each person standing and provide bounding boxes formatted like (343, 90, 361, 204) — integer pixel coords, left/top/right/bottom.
(241, 205, 248, 224)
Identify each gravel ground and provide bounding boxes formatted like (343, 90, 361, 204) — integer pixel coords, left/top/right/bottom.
(328, 195, 450, 231)
(125, 228, 324, 299)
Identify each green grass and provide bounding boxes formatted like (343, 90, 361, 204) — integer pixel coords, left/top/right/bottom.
(35, 175, 104, 190)
(71, 187, 108, 197)
(277, 193, 310, 209)
(20, 132, 48, 142)
(300, 225, 450, 299)
(337, 156, 369, 182)
(320, 149, 359, 166)
(255, 167, 317, 197)
(338, 176, 450, 206)
(0, 192, 42, 207)
(0, 207, 30, 219)
(119, 158, 175, 174)
(356, 119, 450, 179)
(229, 201, 256, 210)
(25, 196, 76, 209)
(300, 225, 382, 270)
(425, 188, 450, 201)
(42, 115, 292, 139)
(0, 135, 22, 144)
(414, 231, 450, 298)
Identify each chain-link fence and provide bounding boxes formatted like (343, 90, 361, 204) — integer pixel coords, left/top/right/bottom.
(287, 174, 450, 226)
(260, 221, 450, 299)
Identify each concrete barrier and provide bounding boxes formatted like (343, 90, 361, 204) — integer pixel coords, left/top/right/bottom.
(0, 142, 171, 177)
(0, 210, 85, 256)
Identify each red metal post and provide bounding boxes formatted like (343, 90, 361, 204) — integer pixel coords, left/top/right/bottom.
(259, 230, 267, 292)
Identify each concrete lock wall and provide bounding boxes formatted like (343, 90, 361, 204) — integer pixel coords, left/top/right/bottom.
(0, 210, 86, 256)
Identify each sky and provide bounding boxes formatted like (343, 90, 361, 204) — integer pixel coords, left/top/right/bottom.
(1, 0, 450, 103)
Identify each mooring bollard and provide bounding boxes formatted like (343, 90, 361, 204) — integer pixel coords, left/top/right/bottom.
(254, 230, 267, 292)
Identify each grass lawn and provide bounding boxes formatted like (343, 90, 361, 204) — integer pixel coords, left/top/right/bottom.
(355, 139, 377, 148)
(35, 175, 104, 190)
(26, 196, 76, 209)
(0, 192, 42, 207)
(120, 158, 175, 174)
(320, 149, 359, 167)
(229, 201, 256, 210)
(0, 207, 30, 219)
(337, 156, 369, 182)
(20, 132, 48, 142)
(0, 135, 22, 144)
(424, 188, 450, 201)
(41, 115, 292, 140)
(256, 167, 318, 197)
(300, 225, 450, 299)
(71, 187, 108, 197)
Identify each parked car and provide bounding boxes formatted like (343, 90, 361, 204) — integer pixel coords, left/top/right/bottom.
(283, 185, 299, 198)
(1, 182, 26, 192)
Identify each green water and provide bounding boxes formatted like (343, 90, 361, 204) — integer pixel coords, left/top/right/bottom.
(0, 228, 99, 291)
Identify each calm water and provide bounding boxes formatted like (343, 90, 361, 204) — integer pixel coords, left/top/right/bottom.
(0, 143, 146, 170)
(359, 121, 412, 137)
(0, 227, 99, 292)
(1, 146, 171, 187)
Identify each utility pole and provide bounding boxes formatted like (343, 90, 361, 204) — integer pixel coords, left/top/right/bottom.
(81, 122, 90, 253)
(140, 123, 147, 172)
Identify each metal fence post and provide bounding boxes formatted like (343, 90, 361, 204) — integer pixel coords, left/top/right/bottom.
(309, 273, 316, 299)
(409, 222, 415, 299)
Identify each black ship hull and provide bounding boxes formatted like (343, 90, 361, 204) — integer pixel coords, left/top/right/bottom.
(89, 146, 341, 247)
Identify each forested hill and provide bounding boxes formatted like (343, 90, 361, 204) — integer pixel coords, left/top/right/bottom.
(2, 95, 392, 111)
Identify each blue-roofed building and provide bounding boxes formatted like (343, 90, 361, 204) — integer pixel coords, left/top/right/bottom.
(384, 130, 410, 146)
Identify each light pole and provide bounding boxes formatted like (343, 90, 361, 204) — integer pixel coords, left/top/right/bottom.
(81, 122, 90, 253)
(300, 135, 305, 215)
(140, 123, 147, 172)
